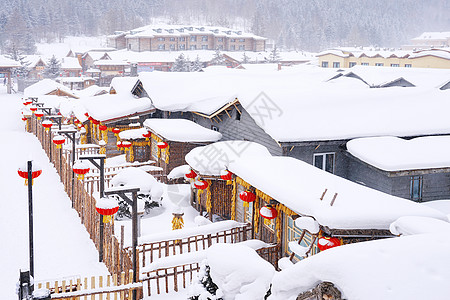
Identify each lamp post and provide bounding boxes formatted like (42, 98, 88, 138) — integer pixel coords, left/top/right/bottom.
(79, 154, 106, 262)
(104, 186, 140, 300)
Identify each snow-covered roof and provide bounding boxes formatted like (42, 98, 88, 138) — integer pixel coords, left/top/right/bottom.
(24, 79, 76, 98)
(0, 55, 21, 68)
(409, 49, 450, 60)
(270, 233, 450, 300)
(142, 118, 222, 142)
(60, 57, 82, 70)
(110, 76, 139, 95)
(74, 85, 108, 98)
(412, 31, 450, 41)
(389, 216, 450, 236)
(347, 136, 450, 172)
(94, 59, 129, 66)
(110, 167, 163, 199)
(118, 127, 147, 140)
(317, 49, 350, 58)
(228, 156, 446, 230)
(72, 93, 154, 123)
(57, 76, 94, 83)
(24, 55, 46, 68)
(185, 141, 271, 176)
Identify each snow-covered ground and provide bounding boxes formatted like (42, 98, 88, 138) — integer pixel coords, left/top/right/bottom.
(0, 86, 108, 298)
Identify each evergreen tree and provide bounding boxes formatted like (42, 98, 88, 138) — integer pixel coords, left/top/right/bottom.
(267, 45, 281, 63)
(241, 52, 250, 64)
(172, 53, 190, 72)
(5, 42, 30, 78)
(191, 55, 203, 72)
(44, 55, 61, 78)
(211, 48, 225, 65)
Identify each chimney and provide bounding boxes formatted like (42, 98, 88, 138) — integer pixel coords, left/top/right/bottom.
(277, 63, 282, 71)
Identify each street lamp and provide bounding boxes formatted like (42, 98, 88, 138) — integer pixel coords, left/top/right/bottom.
(104, 185, 140, 300)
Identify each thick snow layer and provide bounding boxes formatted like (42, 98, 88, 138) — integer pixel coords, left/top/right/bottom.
(185, 141, 271, 176)
(24, 79, 75, 98)
(143, 118, 222, 142)
(73, 85, 108, 98)
(0, 55, 21, 67)
(294, 217, 320, 234)
(118, 127, 148, 140)
(389, 216, 450, 236)
(288, 242, 309, 257)
(110, 77, 139, 95)
(347, 136, 450, 171)
(0, 87, 108, 299)
(167, 164, 191, 180)
(269, 233, 450, 300)
(422, 200, 450, 221)
(75, 93, 153, 123)
(110, 167, 163, 201)
(228, 156, 446, 230)
(207, 243, 275, 300)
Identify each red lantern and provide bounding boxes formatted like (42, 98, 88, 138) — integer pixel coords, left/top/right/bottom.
(239, 191, 256, 203)
(42, 120, 53, 131)
(260, 205, 278, 220)
(84, 112, 89, 117)
(74, 119, 80, 124)
(73, 160, 90, 180)
(220, 170, 232, 181)
(317, 237, 341, 251)
(23, 100, 29, 106)
(21, 116, 27, 122)
(95, 197, 119, 223)
(142, 131, 151, 140)
(26, 99, 33, 105)
(30, 106, 37, 112)
(185, 169, 197, 179)
(157, 141, 168, 149)
(112, 128, 121, 134)
(17, 163, 42, 185)
(122, 141, 132, 150)
(194, 180, 208, 190)
(99, 124, 108, 131)
(53, 135, 65, 149)
(34, 110, 44, 119)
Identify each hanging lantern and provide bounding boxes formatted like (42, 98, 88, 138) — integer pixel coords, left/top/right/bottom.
(317, 237, 341, 251)
(23, 100, 30, 106)
(52, 135, 66, 149)
(239, 190, 256, 203)
(21, 116, 27, 122)
(194, 180, 209, 190)
(95, 197, 119, 223)
(26, 99, 33, 105)
(185, 169, 197, 179)
(142, 131, 151, 140)
(157, 141, 168, 149)
(112, 127, 121, 134)
(122, 140, 132, 150)
(260, 205, 278, 220)
(73, 160, 90, 180)
(116, 140, 124, 150)
(42, 120, 53, 131)
(99, 124, 108, 131)
(17, 162, 42, 185)
(220, 169, 232, 184)
(29, 106, 38, 112)
(34, 110, 44, 120)
(84, 112, 89, 118)
(74, 119, 80, 124)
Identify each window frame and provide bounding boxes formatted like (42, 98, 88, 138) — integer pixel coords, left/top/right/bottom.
(321, 61, 329, 68)
(410, 176, 423, 202)
(313, 152, 335, 174)
(332, 62, 340, 68)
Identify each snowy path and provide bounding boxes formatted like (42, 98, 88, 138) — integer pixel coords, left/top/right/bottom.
(0, 88, 108, 298)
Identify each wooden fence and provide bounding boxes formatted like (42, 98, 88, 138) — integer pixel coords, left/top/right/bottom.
(35, 271, 140, 299)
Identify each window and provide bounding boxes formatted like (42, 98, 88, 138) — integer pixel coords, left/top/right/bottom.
(170, 37, 175, 41)
(410, 176, 423, 202)
(239, 38, 245, 42)
(313, 153, 335, 173)
(405, 64, 412, 68)
(239, 45, 245, 50)
(190, 36, 197, 42)
(157, 37, 165, 41)
(263, 217, 276, 231)
(190, 45, 197, 50)
(230, 45, 235, 51)
(244, 201, 253, 224)
(349, 62, 357, 67)
(211, 125, 219, 131)
(218, 37, 223, 42)
(170, 44, 175, 50)
(361, 62, 369, 66)
(202, 45, 208, 50)
(375, 63, 384, 66)
(230, 38, 236, 42)
(158, 44, 165, 50)
(202, 36, 208, 41)
(332, 62, 340, 68)
(179, 44, 185, 50)
(218, 45, 223, 50)
(390, 64, 399, 67)
(285, 216, 318, 260)
(128, 44, 131, 50)
(321, 61, 329, 68)
(179, 37, 185, 42)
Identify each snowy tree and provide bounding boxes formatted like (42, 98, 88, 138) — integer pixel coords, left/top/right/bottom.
(267, 45, 281, 63)
(172, 53, 191, 72)
(191, 55, 203, 72)
(211, 48, 225, 65)
(44, 55, 61, 78)
(5, 43, 30, 78)
(241, 52, 250, 64)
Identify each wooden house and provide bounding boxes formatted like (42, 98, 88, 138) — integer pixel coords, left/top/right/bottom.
(23, 79, 79, 99)
(94, 60, 129, 86)
(81, 51, 111, 71)
(184, 141, 272, 221)
(346, 136, 450, 202)
(60, 57, 82, 77)
(129, 118, 222, 179)
(25, 55, 46, 79)
(226, 155, 446, 263)
(56, 76, 96, 90)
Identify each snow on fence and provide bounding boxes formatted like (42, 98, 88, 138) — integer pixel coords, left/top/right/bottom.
(35, 271, 141, 299)
(30, 116, 135, 286)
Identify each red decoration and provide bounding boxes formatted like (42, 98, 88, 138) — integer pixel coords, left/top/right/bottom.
(99, 124, 107, 131)
(29, 106, 37, 112)
(21, 116, 27, 122)
(74, 119, 80, 124)
(142, 131, 151, 139)
(112, 128, 121, 134)
(26, 99, 33, 105)
(92, 119, 100, 125)
(34, 110, 44, 119)
(185, 169, 197, 179)
(194, 180, 208, 190)
(239, 191, 256, 203)
(73, 161, 90, 180)
(157, 141, 168, 149)
(122, 141, 132, 149)
(317, 237, 341, 251)
(23, 100, 29, 106)
(42, 120, 52, 131)
(17, 163, 42, 185)
(52, 135, 65, 148)
(259, 205, 278, 220)
(116, 141, 124, 149)
(84, 112, 89, 117)
(220, 170, 232, 181)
